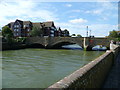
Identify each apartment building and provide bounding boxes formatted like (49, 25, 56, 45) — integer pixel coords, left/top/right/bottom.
(6, 19, 69, 37)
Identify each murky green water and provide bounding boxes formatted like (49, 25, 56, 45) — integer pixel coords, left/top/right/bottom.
(2, 48, 104, 88)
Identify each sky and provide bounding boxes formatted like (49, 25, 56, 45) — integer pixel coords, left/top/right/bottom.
(0, 0, 119, 37)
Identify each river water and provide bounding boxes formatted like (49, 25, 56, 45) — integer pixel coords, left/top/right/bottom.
(2, 48, 104, 88)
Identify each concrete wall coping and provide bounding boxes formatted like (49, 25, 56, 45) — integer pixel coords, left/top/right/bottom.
(46, 50, 113, 89)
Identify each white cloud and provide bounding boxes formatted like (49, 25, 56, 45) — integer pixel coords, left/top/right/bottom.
(65, 4, 72, 7)
(70, 10, 81, 12)
(55, 22, 117, 37)
(85, 9, 103, 14)
(0, 0, 58, 27)
(69, 18, 88, 24)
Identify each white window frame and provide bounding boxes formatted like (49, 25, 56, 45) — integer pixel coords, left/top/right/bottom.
(14, 33, 16, 36)
(51, 30, 54, 33)
(17, 25, 19, 28)
(50, 34, 54, 37)
(27, 33, 29, 36)
(27, 29, 30, 31)
(14, 25, 16, 28)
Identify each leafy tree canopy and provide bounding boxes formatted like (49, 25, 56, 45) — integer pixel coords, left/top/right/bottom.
(2, 26, 13, 37)
(30, 26, 43, 37)
(71, 34, 76, 36)
(108, 30, 120, 38)
(77, 34, 82, 37)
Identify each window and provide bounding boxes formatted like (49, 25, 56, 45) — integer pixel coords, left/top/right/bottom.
(17, 25, 19, 28)
(17, 33, 19, 36)
(14, 29, 16, 31)
(27, 33, 29, 36)
(17, 29, 19, 32)
(14, 25, 16, 28)
(14, 33, 16, 36)
(50, 34, 54, 37)
(27, 29, 29, 31)
(51, 27, 55, 29)
(51, 30, 54, 33)
(24, 25, 26, 28)
(24, 24, 29, 28)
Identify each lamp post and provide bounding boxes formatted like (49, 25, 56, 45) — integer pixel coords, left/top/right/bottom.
(89, 30, 91, 37)
(86, 26, 88, 37)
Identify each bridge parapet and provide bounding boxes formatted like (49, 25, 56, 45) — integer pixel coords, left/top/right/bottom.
(89, 38, 111, 47)
(25, 37, 46, 46)
(25, 37, 111, 50)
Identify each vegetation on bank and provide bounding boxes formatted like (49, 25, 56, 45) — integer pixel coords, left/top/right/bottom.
(107, 30, 120, 42)
(1, 26, 26, 44)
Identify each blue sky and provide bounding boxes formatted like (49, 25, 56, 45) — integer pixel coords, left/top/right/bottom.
(0, 0, 119, 37)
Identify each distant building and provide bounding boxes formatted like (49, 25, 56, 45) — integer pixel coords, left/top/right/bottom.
(62, 29, 70, 37)
(7, 19, 32, 37)
(6, 19, 69, 37)
(42, 21, 57, 37)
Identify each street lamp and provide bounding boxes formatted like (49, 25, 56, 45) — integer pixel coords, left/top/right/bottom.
(89, 30, 91, 37)
(86, 26, 88, 37)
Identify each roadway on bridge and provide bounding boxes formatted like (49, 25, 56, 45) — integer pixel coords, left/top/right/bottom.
(103, 52, 120, 88)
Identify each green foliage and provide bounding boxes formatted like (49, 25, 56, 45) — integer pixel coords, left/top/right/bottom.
(0, 31, 2, 36)
(2, 26, 14, 44)
(30, 26, 43, 37)
(2, 26, 13, 37)
(108, 30, 120, 38)
(77, 34, 82, 37)
(71, 34, 76, 36)
(108, 30, 120, 41)
(16, 37, 27, 43)
(5, 34, 15, 44)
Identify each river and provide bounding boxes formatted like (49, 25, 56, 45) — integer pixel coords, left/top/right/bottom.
(2, 48, 104, 88)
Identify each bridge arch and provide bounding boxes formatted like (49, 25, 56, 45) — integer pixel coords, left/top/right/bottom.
(50, 40, 83, 49)
(89, 38, 110, 49)
(28, 43, 45, 48)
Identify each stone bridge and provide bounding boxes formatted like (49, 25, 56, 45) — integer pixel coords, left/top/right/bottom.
(25, 37, 111, 50)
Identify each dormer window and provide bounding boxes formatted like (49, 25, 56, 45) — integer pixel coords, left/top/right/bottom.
(17, 25, 19, 28)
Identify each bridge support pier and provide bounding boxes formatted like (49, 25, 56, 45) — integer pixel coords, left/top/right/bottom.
(83, 37, 93, 51)
(84, 45, 93, 51)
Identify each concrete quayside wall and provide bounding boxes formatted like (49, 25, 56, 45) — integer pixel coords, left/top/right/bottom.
(46, 45, 120, 89)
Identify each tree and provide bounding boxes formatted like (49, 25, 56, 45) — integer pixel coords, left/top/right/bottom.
(2, 26, 14, 44)
(2, 26, 13, 37)
(108, 30, 120, 42)
(71, 34, 76, 37)
(0, 31, 2, 36)
(30, 26, 44, 37)
(108, 30, 119, 38)
(77, 34, 82, 37)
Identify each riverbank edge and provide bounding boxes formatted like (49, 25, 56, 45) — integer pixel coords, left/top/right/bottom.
(46, 45, 120, 89)
(2, 42, 27, 51)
